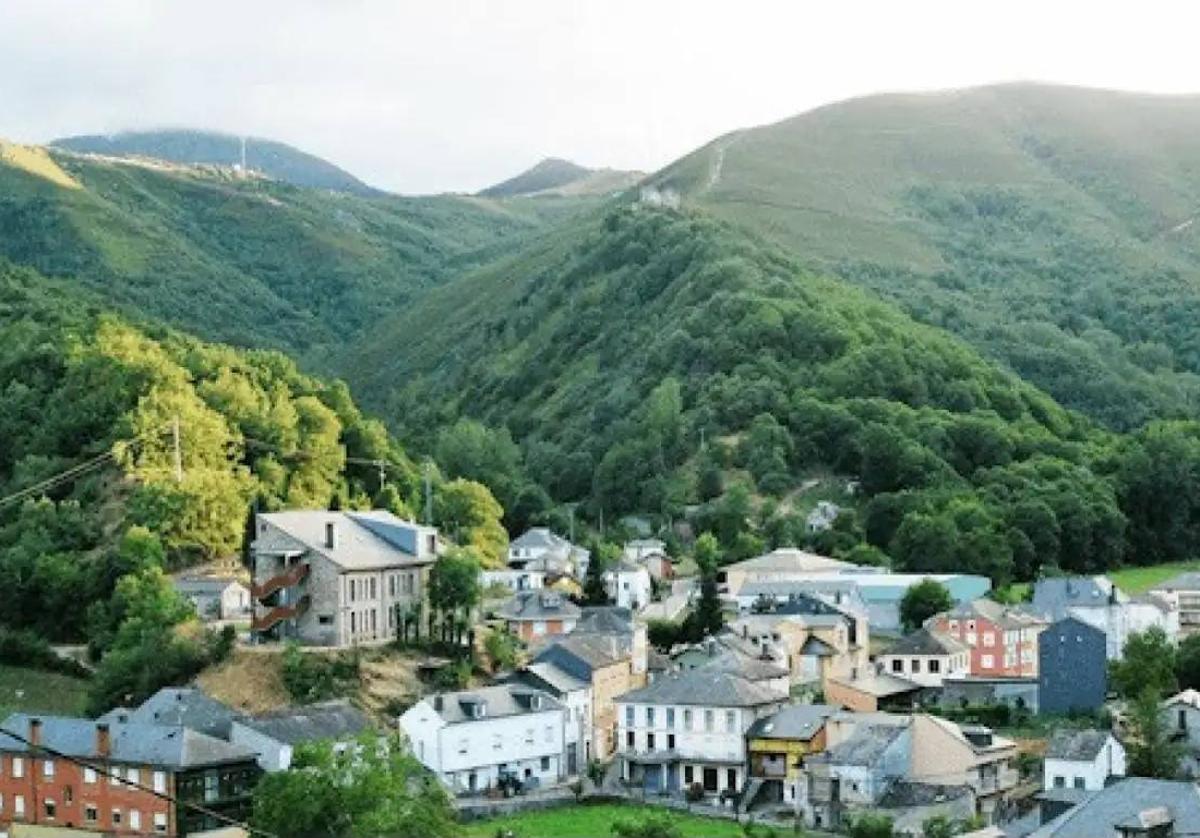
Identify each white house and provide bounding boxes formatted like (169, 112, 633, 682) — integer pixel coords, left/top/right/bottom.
(605, 560, 652, 611)
(230, 700, 373, 771)
(173, 576, 251, 621)
(399, 684, 567, 794)
(1042, 728, 1126, 792)
(505, 662, 593, 775)
(507, 528, 589, 577)
(615, 666, 785, 802)
(480, 568, 546, 594)
(624, 539, 666, 563)
(877, 628, 970, 688)
(1032, 576, 1179, 660)
(1163, 689, 1200, 777)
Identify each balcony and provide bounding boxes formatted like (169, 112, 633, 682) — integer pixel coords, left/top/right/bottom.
(252, 595, 311, 633)
(252, 562, 310, 601)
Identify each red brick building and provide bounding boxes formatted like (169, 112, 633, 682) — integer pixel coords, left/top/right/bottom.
(0, 714, 259, 836)
(927, 599, 1047, 678)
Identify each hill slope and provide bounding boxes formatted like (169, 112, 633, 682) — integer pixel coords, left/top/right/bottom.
(52, 129, 375, 194)
(479, 157, 643, 198)
(0, 142, 588, 359)
(647, 83, 1200, 430)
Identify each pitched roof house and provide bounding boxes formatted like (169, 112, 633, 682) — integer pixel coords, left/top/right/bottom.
(497, 590, 581, 641)
(1043, 729, 1126, 793)
(1027, 777, 1200, 837)
(1033, 576, 1178, 660)
(878, 628, 970, 687)
(230, 700, 372, 771)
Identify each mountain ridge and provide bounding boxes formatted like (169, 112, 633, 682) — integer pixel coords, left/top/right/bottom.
(479, 156, 643, 198)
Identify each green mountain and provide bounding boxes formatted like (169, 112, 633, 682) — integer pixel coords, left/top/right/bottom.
(647, 83, 1200, 430)
(52, 129, 376, 194)
(479, 157, 643, 198)
(0, 140, 589, 359)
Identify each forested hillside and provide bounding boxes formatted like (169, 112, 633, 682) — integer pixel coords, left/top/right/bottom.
(52, 130, 377, 194)
(650, 83, 1200, 430)
(0, 142, 591, 359)
(342, 206, 1200, 584)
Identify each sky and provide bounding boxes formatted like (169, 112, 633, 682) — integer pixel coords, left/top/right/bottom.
(4, 0, 1200, 194)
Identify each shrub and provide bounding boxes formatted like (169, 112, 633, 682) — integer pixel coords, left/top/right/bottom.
(280, 644, 361, 702)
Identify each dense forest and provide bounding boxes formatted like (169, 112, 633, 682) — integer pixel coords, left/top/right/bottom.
(345, 206, 1200, 585)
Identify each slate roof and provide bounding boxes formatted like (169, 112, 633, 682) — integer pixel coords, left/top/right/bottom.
(828, 671, 922, 698)
(616, 667, 782, 708)
(1028, 778, 1200, 838)
(497, 590, 582, 622)
(0, 713, 256, 768)
(821, 724, 907, 766)
(884, 628, 967, 657)
(111, 687, 241, 740)
(698, 650, 790, 682)
(533, 632, 631, 681)
(173, 577, 246, 596)
(878, 781, 973, 807)
(516, 661, 589, 695)
(575, 606, 634, 635)
(1164, 688, 1200, 709)
(237, 700, 371, 745)
(510, 528, 569, 550)
(426, 684, 562, 724)
(258, 510, 436, 570)
(747, 704, 837, 741)
(1032, 577, 1124, 620)
(1045, 729, 1112, 762)
(1154, 571, 1200, 592)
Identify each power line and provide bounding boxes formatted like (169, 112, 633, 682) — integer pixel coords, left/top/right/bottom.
(0, 724, 276, 838)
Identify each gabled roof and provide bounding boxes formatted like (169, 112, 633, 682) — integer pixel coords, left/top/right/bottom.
(1045, 729, 1113, 762)
(822, 724, 907, 766)
(1028, 778, 1200, 838)
(884, 628, 967, 657)
(513, 662, 588, 695)
(0, 713, 255, 769)
(107, 687, 241, 740)
(533, 631, 630, 677)
(1153, 571, 1200, 592)
(173, 577, 247, 595)
(617, 667, 783, 708)
(724, 548, 856, 575)
(1164, 688, 1200, 709)
(575, 606, 634, 635)
(698, 650, 790, 682)
(747, 704, 837, 741)
(800, 636, 838, 657)
(878, 781, 972, 808)
(258, 510, 436, 570)
(510, 528, 569, 550)
(1033, 576, 1125, 620)
(497, 590, 581, 621)
(828, 671, 922, 698)
(424, 684, 562, 724)
(237, 700, 371, 745)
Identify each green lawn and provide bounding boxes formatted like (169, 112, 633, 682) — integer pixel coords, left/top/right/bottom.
(459, 802, 746, 838)
(0, 665, 90, 719)
(1110, 561, 1200, 595)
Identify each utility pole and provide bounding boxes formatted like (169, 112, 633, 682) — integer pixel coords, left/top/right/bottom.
(376, 459, 386, 493)
(171, 416, 182, 482)
(423, 461, 433, 526)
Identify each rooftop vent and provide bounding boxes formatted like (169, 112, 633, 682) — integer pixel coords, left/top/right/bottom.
(325, 521, 337, 550)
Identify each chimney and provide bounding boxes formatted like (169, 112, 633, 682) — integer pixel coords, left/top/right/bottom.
(96, 723, 111, 758)
(28, 718, 41, 748)
(325, 521, 337, 550)
(433, 696, 444, 712)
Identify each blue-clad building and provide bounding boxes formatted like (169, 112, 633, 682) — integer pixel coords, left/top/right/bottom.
(1038, 617, 1107, 715)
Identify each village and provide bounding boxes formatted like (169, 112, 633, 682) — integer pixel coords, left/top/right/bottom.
(6, 506, 1200, 838)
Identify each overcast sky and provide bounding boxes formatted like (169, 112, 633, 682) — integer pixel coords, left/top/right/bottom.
(4, 1, 1200, 194)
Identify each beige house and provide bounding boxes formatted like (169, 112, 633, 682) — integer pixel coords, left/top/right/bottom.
(251, 510, 438, 647)
(877, 628, 970, 687)
(909, 715, 1018, 820)
(718, 548, 857, 596)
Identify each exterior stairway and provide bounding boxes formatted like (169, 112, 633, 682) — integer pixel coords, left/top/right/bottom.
(251, 562, 310, 600)
(252, 595, 311, 633)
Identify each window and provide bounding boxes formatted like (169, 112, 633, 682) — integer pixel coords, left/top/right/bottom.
(130, 810, 141, 831)
(540, 756, 550, 771)
(350, 612, 357, 632)
(404, 573, 414, 594)
(43, 799, 56, 819)
(318, 614, 333, 625)
(684, 765, 694, 784)
(668, 734, 676, 750)
(626, 731, 635, 750)
(1181, 710, 1189, 731)
(127, 767, 140, 786)
(727, 768, 737, 790)
(12, 757, 23, 778)
(533, 621, 547, 636)
(911, 659, 921, 673)
(204, 771, 218, 803)
(666, 708, 675, 728)
(84, 766, 97, 784)
(370, 578, 377, 599)
(112, 809, 122, 826)
(14, 795, 24, 818)
(983, 632, 995, 647)
(683, 709, 693, 729)
(725, 710, 736, 732)
(981, 654, 994, 669)
(1073, 777, 1085, 790)
(85, 804, 98, 822)
(153, 771, 167, 794)
(154, 812, 168, 833)
(41, 758, 54, 778)
(647, 733, 656, 750)
(349, 579, 356, 602)
(891, 658, 903, 673)
(704, 710, 714, 732)
(625, 706, 635, 726)
(929, 659, 941, 674)
(1053, 776, 1065, 788)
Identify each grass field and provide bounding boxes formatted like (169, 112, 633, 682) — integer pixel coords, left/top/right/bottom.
(1110, 561, 1200, 594)
(459, 803, 748, 838)
(0, 665, 90, 718)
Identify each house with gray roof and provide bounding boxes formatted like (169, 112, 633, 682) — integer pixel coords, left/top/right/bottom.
(497, 590, 581, 641)
(103, 687, 241, 740)
(173, 576, 250, 621)
(1044, 729, 1126, 793)
(252, 509, 439, 647)
(1027, 777, 1200, 837)
(230, 699, 373, 771)
(398, 684, 567, 794)
(615, 665, 786, 803)
(877, 628, 970, 687)
(507, 527, 590, 578)
(746, 704, 837, 812)
(1034, 576, 1178, 660)
(1151, 572, 1200, 639)
(800, 723, 913, 830)
(0, 713, 259, 836)
(504, 662, 592, 774)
